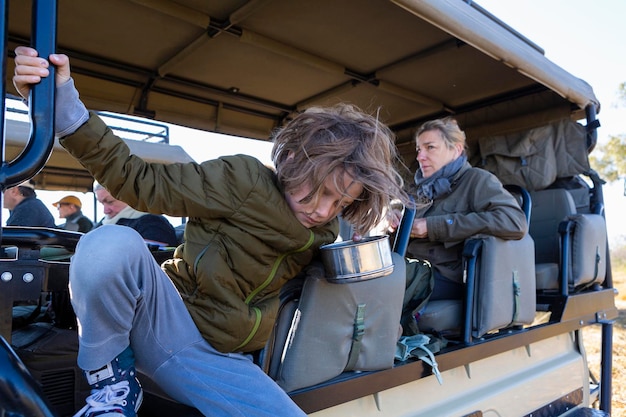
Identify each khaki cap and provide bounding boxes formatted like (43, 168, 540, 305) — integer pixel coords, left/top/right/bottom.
(53, 195, 82, 208)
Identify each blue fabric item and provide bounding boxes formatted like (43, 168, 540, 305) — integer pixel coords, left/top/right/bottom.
(77, 345, 143, 417)
(109, 214, 178, 247)
(413, 155, 467, 202)
(7, 196, 56, 227)
(55, 78, 89, 138)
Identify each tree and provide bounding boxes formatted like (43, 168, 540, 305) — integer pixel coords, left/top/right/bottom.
(589, 83, 626, 182)
(589, 134, 626, 182)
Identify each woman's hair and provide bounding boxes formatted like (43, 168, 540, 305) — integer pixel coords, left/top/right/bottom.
(415, 117, 467, 152)
(271, 104, 409, 234)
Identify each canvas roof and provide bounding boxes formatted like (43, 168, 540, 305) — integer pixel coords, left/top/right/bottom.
(4, 0, 600, 190)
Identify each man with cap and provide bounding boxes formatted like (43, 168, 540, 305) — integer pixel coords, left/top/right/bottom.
(3, 179, 56, 228)
(53, 195, 94, 233)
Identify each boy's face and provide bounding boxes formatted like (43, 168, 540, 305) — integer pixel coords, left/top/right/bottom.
(285, 168, 363, 229)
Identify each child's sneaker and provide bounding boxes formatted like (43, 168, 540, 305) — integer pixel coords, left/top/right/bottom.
(73, 355, 143, 417)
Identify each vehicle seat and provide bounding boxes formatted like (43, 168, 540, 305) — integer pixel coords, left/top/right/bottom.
(418, 233, 536, 342)
(504, 184, 532, 224)
(529, 188, 607, 293)
(259, 204, 417, 392)
(529, 188, 577, 290)
(262, 254, 406, 392)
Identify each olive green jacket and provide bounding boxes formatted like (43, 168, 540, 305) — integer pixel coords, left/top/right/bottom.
(61, 113, 338, 353)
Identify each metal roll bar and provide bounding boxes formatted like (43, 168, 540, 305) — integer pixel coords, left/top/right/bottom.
(0, 0, 57, 229)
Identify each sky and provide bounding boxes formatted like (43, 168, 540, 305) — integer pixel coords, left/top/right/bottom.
(4, 0, 626, 243)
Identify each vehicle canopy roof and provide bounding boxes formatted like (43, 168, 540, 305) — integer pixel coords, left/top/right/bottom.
(5, 0, 600, 190)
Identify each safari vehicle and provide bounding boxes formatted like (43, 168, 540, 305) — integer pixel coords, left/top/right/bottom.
(0, 0, 617, 416)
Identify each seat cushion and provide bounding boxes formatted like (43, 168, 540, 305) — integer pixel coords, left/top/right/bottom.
(535, 262, 559, 290)
(418, 300, 462, 334)
(569, 214, 607, 288)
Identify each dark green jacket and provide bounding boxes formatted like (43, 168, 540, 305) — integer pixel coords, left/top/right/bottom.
(61, 113, 338, 353)
(407, 162, 527, 284)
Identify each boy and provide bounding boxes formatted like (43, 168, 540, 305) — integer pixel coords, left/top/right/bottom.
(13, 46, 409, 417)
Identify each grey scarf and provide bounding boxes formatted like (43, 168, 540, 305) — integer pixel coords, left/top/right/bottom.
(413, 155, 467, 204)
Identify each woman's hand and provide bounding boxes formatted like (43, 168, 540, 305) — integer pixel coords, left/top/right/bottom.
(410, 218, 428, 239)
(13, 46, 71, 99)
(386, 209, 427, 238)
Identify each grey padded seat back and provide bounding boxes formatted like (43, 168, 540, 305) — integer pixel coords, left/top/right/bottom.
(418, 234, 536, 339)
(567, 213, 607, 288)
(264, 253, 406, 392)
(529, 188, 576, 264)
(529, 189, 577, 290)
(471, 234, 536, 337)
(528, 188, 606, 292)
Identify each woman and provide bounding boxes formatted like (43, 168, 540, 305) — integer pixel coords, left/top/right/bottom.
(402, 117, 527, 301)
(93, 182, 179, 247)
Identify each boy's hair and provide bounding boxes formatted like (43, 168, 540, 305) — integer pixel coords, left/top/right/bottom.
(271, 104, 409, 234)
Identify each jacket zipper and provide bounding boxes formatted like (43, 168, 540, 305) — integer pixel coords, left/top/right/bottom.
(234, 230, 315, 351)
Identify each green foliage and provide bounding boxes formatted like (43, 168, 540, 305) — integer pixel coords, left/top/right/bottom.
(589, 134, 626, 182)
(589, 82, 626, 181)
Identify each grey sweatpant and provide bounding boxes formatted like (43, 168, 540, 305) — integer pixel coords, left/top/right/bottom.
(70, 225, 306, 417)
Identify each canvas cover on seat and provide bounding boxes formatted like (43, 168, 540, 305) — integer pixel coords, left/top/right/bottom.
(471, 234, 536, 337)
(530, 188, 577, 290)
(566, 213, 607, 289)
(529, 188, 606, 292)
(267, 253, 406, 392)
(419, 234, 536, 339)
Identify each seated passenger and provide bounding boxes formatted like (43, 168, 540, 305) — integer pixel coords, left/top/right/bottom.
(3, 179, 56, 228)
(53, 195, 94, 233)
(94, 182, 179, 247)
(394, 117, 528, 301)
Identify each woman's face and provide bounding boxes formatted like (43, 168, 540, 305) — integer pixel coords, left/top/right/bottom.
(416, 129, 462, 178)
(285, 168, 363, 229)
(95, 188, 128, 218)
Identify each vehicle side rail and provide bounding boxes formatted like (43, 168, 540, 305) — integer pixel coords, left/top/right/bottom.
(1, 226, 82, 250)
(290, 288, 618, 414)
